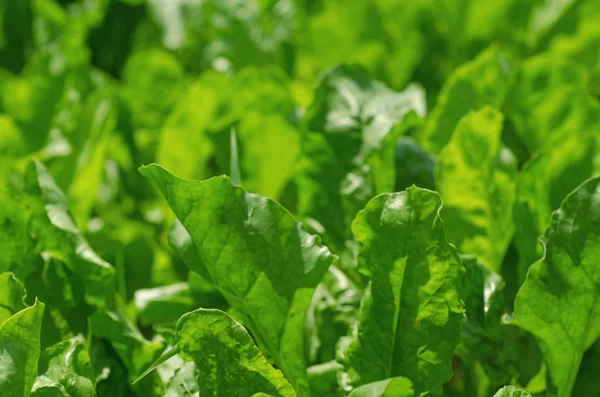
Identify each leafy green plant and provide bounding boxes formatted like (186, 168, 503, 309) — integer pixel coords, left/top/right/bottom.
(1, 0, 600, 396)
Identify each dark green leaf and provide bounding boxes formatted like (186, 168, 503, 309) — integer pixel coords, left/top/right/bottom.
(338, 186, 464, 395)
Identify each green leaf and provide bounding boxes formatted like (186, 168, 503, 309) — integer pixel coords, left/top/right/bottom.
(140, 164, 335, 396)
(348, 377, 415, 397)
(36, 336, 96, 397)
(176, 308, 296, 397)
(420, 45, 514, 154)
(338, 186, 465, 395)
(0, 272, 27, 324)
(493, 385, 531, 397)
(435, 106, 517, 272)
(512, 177, 600, 397)
(0, 300, 45, 397)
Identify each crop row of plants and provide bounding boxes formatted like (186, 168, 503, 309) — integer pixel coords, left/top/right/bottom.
(1, 0, 599, 396)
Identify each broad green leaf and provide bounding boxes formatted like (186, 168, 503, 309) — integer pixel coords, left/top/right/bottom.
(338, 187, 465, 395)
(512, 177, 600, 397)
(348, 377, 414, 397)
(0, 272, 27, 324)
(0, 300, 45, 397)
(140, 164, 335, 396)
(493, 385, 531, 397)
(36, 336, 96, 397)
(420, 45, 514, 154)
(435, 106, 517, 272)
(176, 308, 296, 397)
